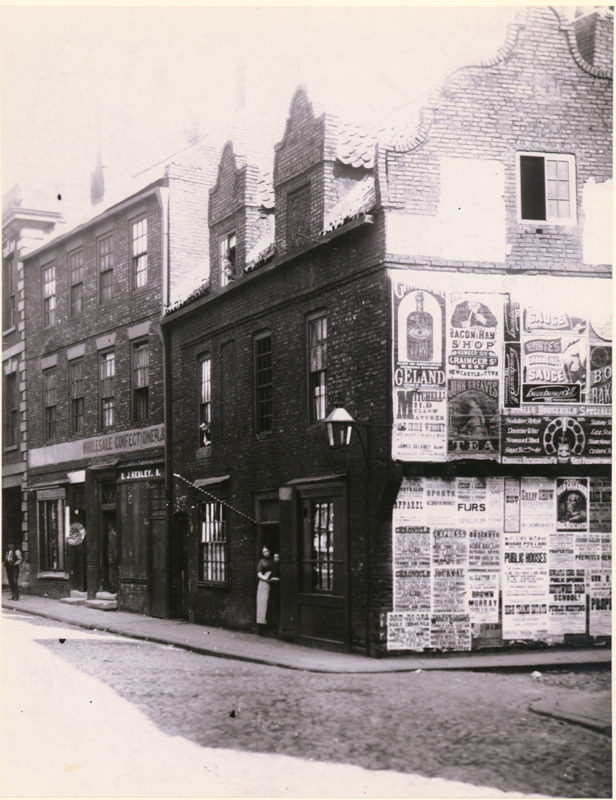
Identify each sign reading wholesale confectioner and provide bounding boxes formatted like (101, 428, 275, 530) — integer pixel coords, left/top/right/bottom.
(390, 269, 611, 464)
(29, 424, 165, 468)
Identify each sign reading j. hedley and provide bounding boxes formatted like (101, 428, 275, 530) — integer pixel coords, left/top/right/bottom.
(29, 424, 165, 468)
(119, 464, 164, 482)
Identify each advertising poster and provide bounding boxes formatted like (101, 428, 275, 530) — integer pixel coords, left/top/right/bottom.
(502, 527, 549, 640)
(469, 529, 500, 569)
(423, 478, 457, 524)
(392, 279, 447, 462)
(589, 477, 612, 532)
(588, 345, 611, 405)
(574, 533, 603, 571)
(432, 528, 468, 566)
(557, 478, 588, 531)
(448, 379, 499, 457)
(520, 477, 556, 531)
(504, 343, 522, 408)
(468, 572, 499, 624)
(548, 568, 586, 635)
(387, 612, 431, 651)
(393, 525, 431, 612)
(447, 292, 503, 382)
(504, 477, 521, 533)
(521, 305, 587, 404)
(589, 569, 611, 637)
(502, 413, 611, 464)
(430, 613, 471, 651)
(432, 567, 468, 614)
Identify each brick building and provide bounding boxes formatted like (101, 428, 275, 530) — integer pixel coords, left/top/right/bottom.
(162, 7, 612, 654)
(21, 143, 220, 612)
(3, 186, 63, 587)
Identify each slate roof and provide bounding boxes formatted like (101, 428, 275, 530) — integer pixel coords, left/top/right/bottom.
(245, 228, 276, 272)
(335, 120, 379, 169)
(322, 176, 376, 234)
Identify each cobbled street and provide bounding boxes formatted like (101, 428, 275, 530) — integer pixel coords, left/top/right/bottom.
(18, 614, 610, 798)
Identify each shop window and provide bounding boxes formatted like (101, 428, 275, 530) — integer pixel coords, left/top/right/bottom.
(518, 153, 576, 224)
(287, 185, 311, 250)
(42, 263, 56, 327)
(69, 249, 84, 317)
(254, 332, 272, 434)
(3, 254, 17, 330)
(69, 358, 85, 434)
(3, 371, 18, 448)
(43, 367, 57, 440)
(131, 218, 148, 290)
(198, 355, 211, 446)
(98, 234, 114, 303)
(307, 313, 327, 423)
(38, 497, 65, 571)
(132, 340, 150, 422)
(219, 232, 236, 287)
(99, 350, 115, 428)
(301, 499, 335, 594)
(199, 501, 227, 583)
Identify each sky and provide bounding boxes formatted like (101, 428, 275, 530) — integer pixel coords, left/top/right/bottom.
(1, 4, 556, 218)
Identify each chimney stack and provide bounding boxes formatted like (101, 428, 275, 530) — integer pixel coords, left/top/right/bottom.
(573, 7, 614, 71)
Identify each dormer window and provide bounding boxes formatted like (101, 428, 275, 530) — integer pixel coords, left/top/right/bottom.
(287, 185, 311, 250)
(219, 232, 236, 287)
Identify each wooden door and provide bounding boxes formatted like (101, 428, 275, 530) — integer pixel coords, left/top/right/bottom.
(295, 484, 348, 650)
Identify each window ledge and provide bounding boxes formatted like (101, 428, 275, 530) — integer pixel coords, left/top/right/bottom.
(197, 581, 229, 589)
(37, 571, 69, 580)
(2, 326, 17, 336)
(3, 445, 19, 453)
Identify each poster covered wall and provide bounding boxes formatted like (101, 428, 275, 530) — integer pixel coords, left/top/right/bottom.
(389, 269, 611, 464)
(388, 475, 611, 652)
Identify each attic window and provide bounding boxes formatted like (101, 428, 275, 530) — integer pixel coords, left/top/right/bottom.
(219, 232, 236, 287)
(517, 153, 576, 225)
(287, 185, 311, 250)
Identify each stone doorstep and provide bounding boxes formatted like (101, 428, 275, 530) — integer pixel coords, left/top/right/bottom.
(95, 591, 117, 601)
(59, 597, 86, 606)
(85, 599, 118, 611)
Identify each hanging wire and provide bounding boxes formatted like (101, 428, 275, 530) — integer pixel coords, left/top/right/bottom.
(173, 473, 258, 524)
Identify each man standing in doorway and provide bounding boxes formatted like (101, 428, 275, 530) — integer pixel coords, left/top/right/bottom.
(4, 543, 23, 600)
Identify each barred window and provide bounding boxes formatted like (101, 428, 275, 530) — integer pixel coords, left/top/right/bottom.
(100, 350, 115, 428)
(200, 501, 227, 583)
(131, 218, 148, 289)
(42, 263, 56, 327)
(199, 356, 211, 446)
(39, 497, 65, 571)
(254, 333, 272, 434)
(69, 250, 84, 317)
(98, 235, 114, 303)
(308, 314, 327, 423)
(132, 341, 150, 422)
(307, 500, 335, 593)
(43, 368, 57, 440)
(70, 358, 85, 434)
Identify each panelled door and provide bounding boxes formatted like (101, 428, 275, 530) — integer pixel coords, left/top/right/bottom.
(296, 483, 348, 650)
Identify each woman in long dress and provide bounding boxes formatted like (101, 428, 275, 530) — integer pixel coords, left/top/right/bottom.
(256, 546, 274, 627)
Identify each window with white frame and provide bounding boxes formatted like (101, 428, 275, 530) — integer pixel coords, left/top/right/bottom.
(199, 355, 212, 446)
(69, 250, 84, 317)
(254, 333, 272, 434)
(219, 232, 236, 287)
(100, 350, 115, 428)
(131, 218, 148, 289)
(42, 263, 56, 327)
(132, 340, 150, 422)
(69, 358, 85, 434)
(43, 367, 57, 440)
(200, 501, 227, 582)
(308, 313, 327, 423)
(3, 371, 18, 448)
(38, 495, 65, 571)
(98, 234, 114, 303)
(3, 255, 17, 330)
(517, 153, 576, 224)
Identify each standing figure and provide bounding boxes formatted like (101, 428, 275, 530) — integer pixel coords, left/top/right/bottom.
(256, 546, 274, 629)
(4, 543, 23, 600)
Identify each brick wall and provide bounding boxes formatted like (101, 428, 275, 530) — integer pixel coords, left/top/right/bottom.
(379, 6, 612, 275)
